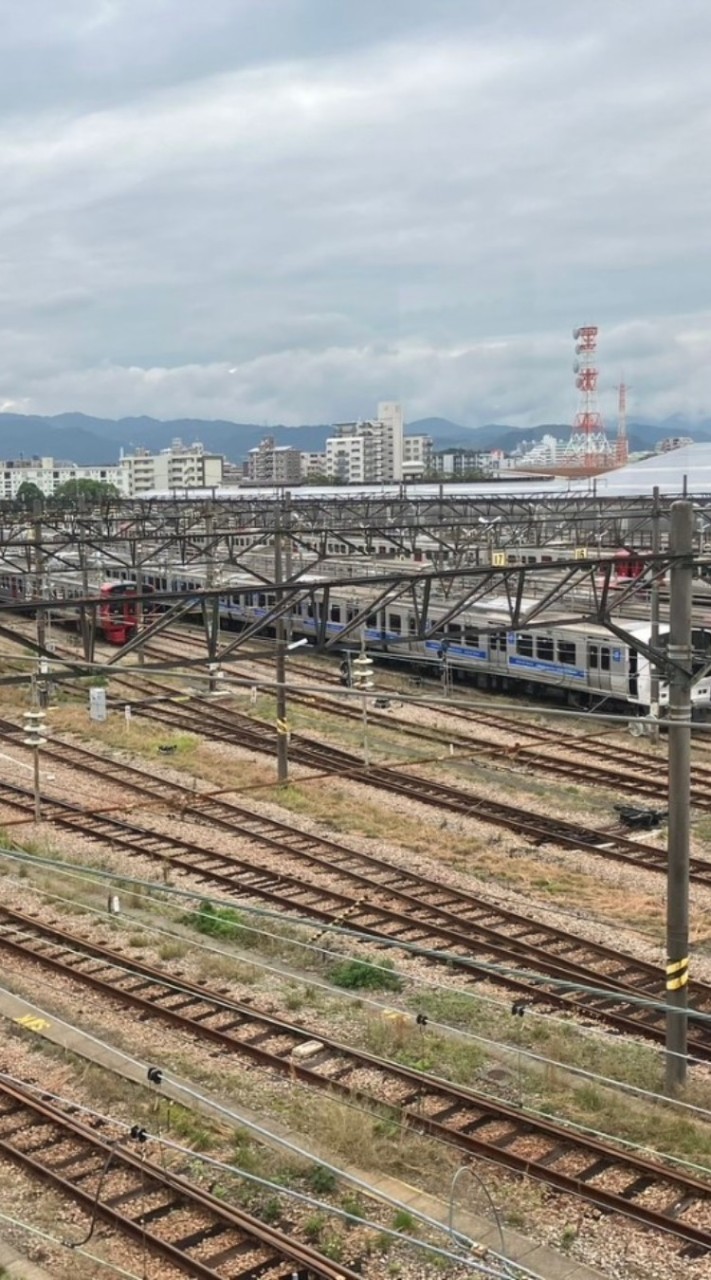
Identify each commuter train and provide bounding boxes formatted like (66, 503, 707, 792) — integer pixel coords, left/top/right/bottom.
(3, 560, 708, 714)
(85, 563, 711, 715)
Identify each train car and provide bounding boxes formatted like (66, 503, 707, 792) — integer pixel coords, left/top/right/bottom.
(33, 555, 711, 715)
(38, 570, 154, 646)
(98, 580, 145, 645)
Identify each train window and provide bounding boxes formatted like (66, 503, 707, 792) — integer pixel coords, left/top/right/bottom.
(366, 613, 377, 628)
(589, 643, 599, 669)
(389, 613, 402, 633)
(330, 604, 341, 622)
(258, 593, 266, 608)
(557, 640, 577, 666)
(600, 646, 611, 671)
(408, 616, 417, 634)
(490, 630, 506, 652)
(517, 633, 534, 657)
(267, 594, 276, 606)
(464, 627, 479, 646)
(536, 636, 554, 661)
(447, 623, 462, 640)
(347, 608, 356, 623)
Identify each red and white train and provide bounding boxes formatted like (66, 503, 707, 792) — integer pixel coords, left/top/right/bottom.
(0, 572, 148, 645)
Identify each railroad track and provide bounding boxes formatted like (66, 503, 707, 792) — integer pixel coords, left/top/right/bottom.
(0, 740, 709, 1055)
(0, 1073, 359, 1279)
(3, 903, 711, 1257)
(113, 684, 709, 881)
(145, 631, 711, 808)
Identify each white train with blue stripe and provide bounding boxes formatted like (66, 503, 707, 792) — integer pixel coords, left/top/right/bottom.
(103, 563, 711, 715)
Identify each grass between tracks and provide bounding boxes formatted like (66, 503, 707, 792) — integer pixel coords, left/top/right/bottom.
(3, 854, 711, 1188)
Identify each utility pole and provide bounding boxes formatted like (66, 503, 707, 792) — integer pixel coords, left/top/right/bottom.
(649, 485, 661, 739)
(32, 502, 48, 709)
(274, 510, 289, 785)
(135, 560, 145, 667)
(665, 499, 693, 1093)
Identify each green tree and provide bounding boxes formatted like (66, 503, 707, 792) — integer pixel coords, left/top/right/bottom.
(52, 478, 120, 502)
(14, 481, 44, 506)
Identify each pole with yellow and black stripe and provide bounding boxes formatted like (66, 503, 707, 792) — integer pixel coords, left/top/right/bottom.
(665, 501, 693, 1094)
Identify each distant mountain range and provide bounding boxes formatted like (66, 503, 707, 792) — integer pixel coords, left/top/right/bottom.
(0, 410, 709, 465)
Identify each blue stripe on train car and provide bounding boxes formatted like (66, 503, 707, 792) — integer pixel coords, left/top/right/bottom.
(508, 656, 586, 680)
(424, 640, 487, 660)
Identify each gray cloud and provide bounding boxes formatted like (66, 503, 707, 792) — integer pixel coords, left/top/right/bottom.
(0, 1, 710, 427)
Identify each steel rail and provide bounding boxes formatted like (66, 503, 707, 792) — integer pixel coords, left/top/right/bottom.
(0, 1075, 361, 1278)
(0, 762, 710, 1053)
(121, 690, 711, 883)
(2, 905, 710, 1257)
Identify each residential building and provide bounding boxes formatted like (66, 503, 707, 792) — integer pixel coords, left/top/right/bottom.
(326, 425, 375, 485)
(300, 451, 327, 481)
(402, 434, 433, 480)
(0, 456, 123, 500)
(245, 437, 302, 485)
(120, 439, 223, 496)
(430, 448, 499, 477)
(325, 401, 405, 484)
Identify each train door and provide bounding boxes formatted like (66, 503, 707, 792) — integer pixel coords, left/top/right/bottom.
(628, 648, 639, 699)
(588, 641, 613, 691)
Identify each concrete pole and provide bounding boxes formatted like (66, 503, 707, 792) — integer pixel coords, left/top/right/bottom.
(32, 504, 48, 709)
(665, 499, 693, 1093)
(274, 513, 288, 786)
(33, 743, 41, 824)
(649, 485, 661, 737)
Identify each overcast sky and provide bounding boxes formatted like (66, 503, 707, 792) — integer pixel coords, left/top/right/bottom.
(1, 0, 710, 427)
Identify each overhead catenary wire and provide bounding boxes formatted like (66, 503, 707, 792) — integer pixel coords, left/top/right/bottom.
(2, 857, 711, 1162)
(0, 841, 707, 1027)
(0, 1064, 534, 1280)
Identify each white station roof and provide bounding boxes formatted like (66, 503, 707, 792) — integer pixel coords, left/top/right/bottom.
(140, 443, 711, 502)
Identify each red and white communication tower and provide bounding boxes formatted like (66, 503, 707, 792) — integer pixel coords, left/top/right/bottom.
(562, 326, 614, 473)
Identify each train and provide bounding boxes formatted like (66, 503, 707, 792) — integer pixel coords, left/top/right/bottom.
(3, 558, 708, 715)
(0, 570, 149, 645)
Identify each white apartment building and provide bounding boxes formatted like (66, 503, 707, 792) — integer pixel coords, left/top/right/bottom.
(120, 439, 223, 496)
(325, 401, 405, 485)
(326, 430, 372, 484)
(300, 451, 327, 481)
(1, 456, 123, 500)
(402, 434, 433, 479)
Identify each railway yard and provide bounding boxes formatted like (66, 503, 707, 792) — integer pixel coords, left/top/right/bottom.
(0, 493, 709, 1278)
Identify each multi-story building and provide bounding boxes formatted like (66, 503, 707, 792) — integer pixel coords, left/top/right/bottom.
(245, 437, 302, 486)
(430, 448, 501, 477)
(0, 456, 123, 500)
(300, 451, 327, 481)
(402, 434, 433, 480)
(325, 401, 405, 484)
(326, 425, 375, 485)
(120, 439, 223, 496)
